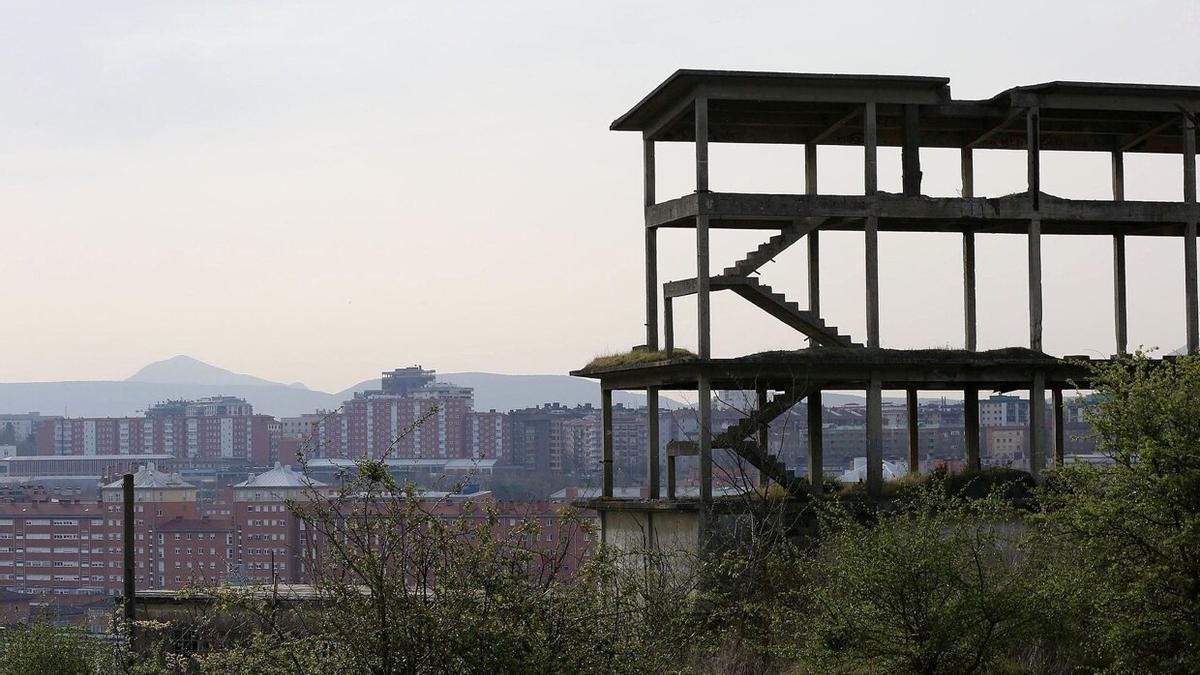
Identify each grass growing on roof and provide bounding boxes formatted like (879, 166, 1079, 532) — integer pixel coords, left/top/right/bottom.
(586, 348, 696, 369)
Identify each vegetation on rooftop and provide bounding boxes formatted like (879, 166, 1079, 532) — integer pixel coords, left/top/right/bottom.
(586, 347, 695, 369)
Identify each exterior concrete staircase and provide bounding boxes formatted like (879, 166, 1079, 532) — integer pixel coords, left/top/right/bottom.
(722, 218, 824, 277)
(670, 387, 816, 498)
(663, 218, 862, 348)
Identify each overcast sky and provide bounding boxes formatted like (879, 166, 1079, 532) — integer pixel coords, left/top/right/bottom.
(2, 1, 1198, 392)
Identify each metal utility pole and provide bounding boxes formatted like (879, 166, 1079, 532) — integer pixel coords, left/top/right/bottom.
(123, 473, 135, 625)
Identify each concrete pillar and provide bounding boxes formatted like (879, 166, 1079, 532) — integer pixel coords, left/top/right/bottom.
(906, 389, 919, 474)
(807, 392, 823, 493)
(1184, 114, 1198, 354)
(663, 297, 674, 357)
(698, 374, 712, 503)
(866, 215, 880, 348)
(1029, 218, 1043, 352)
(1027, 107, 1041, 209)
(963, 231, 977, 351)
(666, 455, 676, 501)
(644, 139, 658, 351)
(602, 389, 614, 497)
(756, 387, 769, 487)
(864, 102, 879, 348)
(902, 104, 921, 196)
(1113, 234, 1128, 355)
(805, 143, 818, 195)
(864, 102, 878, 195)
(647, 388, 660, 499)
(1052, 387, 1065, 466)
(962, 147, 977, 352)
(866, 375, 883, 497)
(1030, 373, 1046, 479)
(965, 388, 980, 472)
(697, 215, 711, 359)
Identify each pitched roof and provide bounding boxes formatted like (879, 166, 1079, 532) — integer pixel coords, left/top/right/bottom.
(102, 462, 194, 490)
(234, 462, 326, 489)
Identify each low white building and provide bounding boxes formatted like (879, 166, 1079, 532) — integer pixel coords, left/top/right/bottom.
(836, 457, 908, 484)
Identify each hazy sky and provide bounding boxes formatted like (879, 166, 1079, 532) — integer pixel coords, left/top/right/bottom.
(2, 1, 1198, 392)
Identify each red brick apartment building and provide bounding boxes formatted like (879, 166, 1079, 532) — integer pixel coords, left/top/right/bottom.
(36, 396, 275, 465)
(0, 462, 593, 618)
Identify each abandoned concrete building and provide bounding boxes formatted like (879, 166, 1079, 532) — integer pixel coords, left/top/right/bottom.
(572, 69, 1199, 548)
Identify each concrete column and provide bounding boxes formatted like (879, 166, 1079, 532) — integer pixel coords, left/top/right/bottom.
(647, 388, 660, 499)
(962, 147, 977, 352)
(864, 102, 879, 348)
(902, 104, 921, 196)
(1027, 107, 1041, 209)
(1029, 218, 1043, 351)
(1184, 114, 1198, 354)
(1030, 373, 1046, 479)
(963, 231, 977, 351)
(805, 143, 818, 195)
(807, 392, 823, 493)
(1052, 387, 1065, 466)
(756, 387, 770, 486)
(602, 389, 614, 497)
(695, 97, 712, 360)
(906, 389, 919, 474)
(698, 374, 713, 504)
(1113, 234, 1128, 354)
(697, 216, 711, 359)
(695, 97, 708, 192)
(1186, 221, 1198, 354)
(961, 147, 974, 199)
(864, 102, 878, 195)
(1027, 107, 1043, 351)
(645, 139, 658, 351)
(866, 374, 883, 497)
(666, 455, 676, 501)
(866, 215, 880, 348)
(808, 231, 821, 315)
(965, 388, 980, 472)
(663, 297, 674, 357)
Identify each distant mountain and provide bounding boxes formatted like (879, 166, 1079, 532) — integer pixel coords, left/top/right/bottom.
(128, 355, 307, 389)
(0, 381, 340, 419)
(0, 357, 683, 419)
